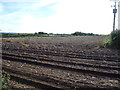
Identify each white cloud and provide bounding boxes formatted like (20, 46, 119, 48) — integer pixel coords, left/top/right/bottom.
(0, 3, 3, 12)
(16, 15, 41, 33)
(0, 0, 40, 2)
(1, 0, 115, 34)
(32, 0, 59, 9)
(51, 0, 114, 34)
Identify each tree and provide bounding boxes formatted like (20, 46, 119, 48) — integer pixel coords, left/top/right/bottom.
(38, 32, 47, 34)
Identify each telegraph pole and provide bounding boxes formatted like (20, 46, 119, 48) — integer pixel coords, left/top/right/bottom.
(113, 2, 117, 31)
(118, 2, 120, 29)
(111, 0, 120, 31)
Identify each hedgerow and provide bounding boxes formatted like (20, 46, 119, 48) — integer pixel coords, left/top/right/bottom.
(99, 30, 120, 49)
(110, 30, 120, 49)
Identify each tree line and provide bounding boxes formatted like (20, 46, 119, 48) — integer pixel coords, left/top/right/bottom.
(1, 31, 102, 38)
(35, 31, 100, 36)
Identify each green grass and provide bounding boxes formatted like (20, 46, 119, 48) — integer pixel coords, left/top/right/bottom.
(99, 30, 120, 49)
(99, 37, 111, 48)
(1, 71, 10, 89)
(110, 30, 120, 49)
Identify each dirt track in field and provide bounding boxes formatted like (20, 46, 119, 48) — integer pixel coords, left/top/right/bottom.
(2, 36, 120, 89)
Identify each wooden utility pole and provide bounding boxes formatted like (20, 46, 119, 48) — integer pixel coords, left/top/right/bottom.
(111, 0, 120, 31)
(113, 2, 117, 31)
(118, 2, 120, 29)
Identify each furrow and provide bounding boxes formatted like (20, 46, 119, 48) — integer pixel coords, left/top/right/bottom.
(3, 48, 119, 62)
(2, 52, 119, 71)
(2, 67, 72, 89)
(2, 54, 120, 79)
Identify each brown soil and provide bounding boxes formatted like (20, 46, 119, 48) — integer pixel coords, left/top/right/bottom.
(2, 36, 120, 89)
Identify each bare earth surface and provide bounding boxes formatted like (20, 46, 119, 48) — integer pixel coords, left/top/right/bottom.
(1, 36, 120, 89)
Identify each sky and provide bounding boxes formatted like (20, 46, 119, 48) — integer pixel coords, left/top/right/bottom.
(0, 0, 119, 34)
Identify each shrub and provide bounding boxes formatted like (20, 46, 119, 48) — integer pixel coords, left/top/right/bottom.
(1, 71, 10, 89)
(99, 30, 120, 49)
(72, 31, 96, 36)
(99, 38, 111, 48)
(110, 30, 120, 49)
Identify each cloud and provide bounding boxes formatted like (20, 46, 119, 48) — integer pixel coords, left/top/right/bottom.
(31, 0, 59, 9)
(1, 0, 114, 34)
(0, 0, 57, 30)
(0, 0, 41, 2)
(0, 3, 3, 12)
(0, 0, 58, 33)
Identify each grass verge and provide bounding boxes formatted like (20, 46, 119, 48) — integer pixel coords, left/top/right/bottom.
(1, 71, 10, 89)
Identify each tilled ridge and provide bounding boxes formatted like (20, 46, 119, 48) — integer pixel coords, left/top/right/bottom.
(2, 53, 120, 79)
(2, 52, 120, 71)
(2, 48, 120, 62)
(2, 51, 119, 67)
(3, 67, 66, 89)
(3, 59, 119, 88)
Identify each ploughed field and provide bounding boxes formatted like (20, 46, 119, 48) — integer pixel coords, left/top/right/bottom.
(2, 36, 120, 89)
